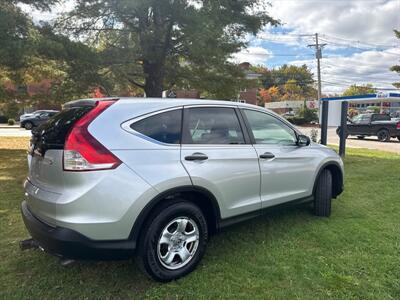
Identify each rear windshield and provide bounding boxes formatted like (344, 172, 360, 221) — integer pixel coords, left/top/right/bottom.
(31, 106, 93, 153)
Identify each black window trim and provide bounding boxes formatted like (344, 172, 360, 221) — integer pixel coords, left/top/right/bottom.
(239, 107, 301, 146)
(181, 105, 252, 145)
(122, 106, 184, 146)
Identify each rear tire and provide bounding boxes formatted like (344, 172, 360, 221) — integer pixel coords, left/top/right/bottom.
(136, 201, 208, 282)
(377, 129, 390, 142)
(314, 169, 333, 217)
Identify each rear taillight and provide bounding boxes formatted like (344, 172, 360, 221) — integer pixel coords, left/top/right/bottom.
(63, 100, 121, 171)
(397, 122, 400, 130)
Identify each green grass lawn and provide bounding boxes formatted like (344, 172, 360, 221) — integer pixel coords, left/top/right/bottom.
(0, 140, 399, 299)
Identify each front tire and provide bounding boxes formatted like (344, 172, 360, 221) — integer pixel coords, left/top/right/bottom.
(314, 169, 333, 217)
(136, 201, 208, 282)
(24, 122, 33, 130)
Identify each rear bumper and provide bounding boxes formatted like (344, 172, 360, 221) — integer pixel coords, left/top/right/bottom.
(21, 201, 135, 260)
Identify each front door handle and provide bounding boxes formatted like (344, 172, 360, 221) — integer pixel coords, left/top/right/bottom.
(259, 152, 275, 159)
(185, 152, 208, 161)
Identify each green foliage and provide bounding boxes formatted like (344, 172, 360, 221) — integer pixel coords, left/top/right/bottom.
(286, 116, 307, 125)
(0, 1, 109, 105)
(3, 101, 19, 119)
(287, 102, 318, 125)
(259, 64, 317, 100)
(297, 103, 318, 123)
(59, 0, 278, 97)
(7, 118, 15, 125)
(342, 84, 376, 96)
(366, 106, 380, 113)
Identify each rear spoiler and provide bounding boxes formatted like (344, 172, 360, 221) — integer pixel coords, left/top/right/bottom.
(62, 98, 119, 110)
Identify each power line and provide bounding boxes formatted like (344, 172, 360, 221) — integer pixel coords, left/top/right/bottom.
(320, 34, 399, 49)
(318, 38, 400, 56)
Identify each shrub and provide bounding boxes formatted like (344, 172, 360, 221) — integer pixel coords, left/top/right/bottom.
(0, 115, 7, 124)
(7, 118, 15, 126)
(297, 105, 318, 123)
(286, 116, 307, 125)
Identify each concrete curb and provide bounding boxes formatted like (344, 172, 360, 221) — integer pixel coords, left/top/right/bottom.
(0, 125, 21, 129)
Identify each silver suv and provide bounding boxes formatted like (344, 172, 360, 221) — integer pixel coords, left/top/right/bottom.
(21, 98, 344, 281)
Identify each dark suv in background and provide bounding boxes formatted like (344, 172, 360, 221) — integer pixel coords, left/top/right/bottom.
(20, 110, 59, 130)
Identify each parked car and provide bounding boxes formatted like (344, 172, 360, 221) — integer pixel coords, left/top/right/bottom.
(20, 110, 59, 130)
(337, 113, 400, 142)
(21, 98, 344, 281)
(20, 110, 50, 121)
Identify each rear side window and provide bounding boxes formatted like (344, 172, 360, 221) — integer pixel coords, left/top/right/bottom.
(182, 107, 245, 144)
(130, 109, 182, 144)
(373, 114, 390, 121)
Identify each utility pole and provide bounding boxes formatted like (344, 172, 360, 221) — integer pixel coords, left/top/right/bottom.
(308, 33, 328, 145)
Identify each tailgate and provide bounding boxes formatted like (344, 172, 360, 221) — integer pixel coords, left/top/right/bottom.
(27, 104, 94, 192)
(28, 150, 65, 193)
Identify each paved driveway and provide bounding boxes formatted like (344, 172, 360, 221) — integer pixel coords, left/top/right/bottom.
(299, 126, 400, 154)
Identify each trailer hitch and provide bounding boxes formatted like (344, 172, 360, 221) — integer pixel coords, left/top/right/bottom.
(19, 238, 40, 251)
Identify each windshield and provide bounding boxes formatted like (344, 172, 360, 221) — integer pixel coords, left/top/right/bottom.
(351, 115, 363, 122)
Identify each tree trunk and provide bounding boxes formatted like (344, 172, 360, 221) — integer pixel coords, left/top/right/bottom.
(143, 62, 164, 98)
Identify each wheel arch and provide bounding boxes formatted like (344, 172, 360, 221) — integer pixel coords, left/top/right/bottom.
(376, 127, 389, 135)
(130, 185, 221, 246)
(313, 161, 344, 198)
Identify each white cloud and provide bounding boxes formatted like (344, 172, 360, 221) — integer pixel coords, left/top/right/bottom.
(267, 0, 400, 46)
(231, 47, 272, 65)
(289, 48, 399, 94)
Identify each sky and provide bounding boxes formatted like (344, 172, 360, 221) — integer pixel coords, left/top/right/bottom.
(233, 0, 400, 94)
(21, 0, 400, 95)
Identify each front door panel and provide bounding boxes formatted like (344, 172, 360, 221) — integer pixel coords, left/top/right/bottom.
(241, 108, 318, 209)
(254, 145, 318, 208)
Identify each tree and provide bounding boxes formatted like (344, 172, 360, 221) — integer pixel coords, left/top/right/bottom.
(267, 86, 280, 102)
(58, 0, 278, 97)
(259, 64, 317, 100)
(342, 84, 376, 96)
(0, 0, 59, 73)
(258, 88, 271, 106)
(390, 29, 400, 88)
(0, 1, 112, 107)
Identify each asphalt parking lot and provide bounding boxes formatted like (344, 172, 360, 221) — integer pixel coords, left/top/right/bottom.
(300, 127, 400, 154)
(0, 125, 399, 153)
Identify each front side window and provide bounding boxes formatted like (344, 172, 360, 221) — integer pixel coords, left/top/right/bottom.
(182, 107, 245, 144)
(243, 109, 297, 145)
(130, 109, 182, 144)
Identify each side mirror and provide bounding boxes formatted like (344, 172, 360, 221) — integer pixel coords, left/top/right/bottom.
(297, 134, 311, 146)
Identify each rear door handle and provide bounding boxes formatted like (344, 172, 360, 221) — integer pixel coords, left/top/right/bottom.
(185, 152, 208, 161)
(259, 152, 275, 159)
